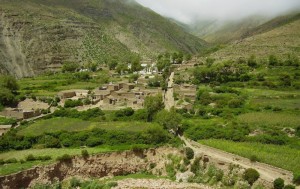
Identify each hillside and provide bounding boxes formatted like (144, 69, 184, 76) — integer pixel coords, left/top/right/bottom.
(210, 16, 300, 61)
(0, 0, 206, 78)
(189, 16, 269, 44)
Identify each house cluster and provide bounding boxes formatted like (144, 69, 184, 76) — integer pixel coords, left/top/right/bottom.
(174, 84, 197, 111)
(58, 82, 162, 110)
(0, 99, 50, 121)
(0, 125, 12, 136)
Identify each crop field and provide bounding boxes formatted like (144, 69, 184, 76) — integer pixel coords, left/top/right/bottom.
(237, 112, 300, 129)
(0, 145, 136, 176)
(18, 117, 157, 136)
(200, 139, 300, 175)
(249, 98, 300, 109)
(18, 70, 122, 97)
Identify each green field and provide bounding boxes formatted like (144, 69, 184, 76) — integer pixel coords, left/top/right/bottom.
(0, 145, 138, 176)
(18, 70, 122, 97)
(200, 139, 300, 174)
(18, 117, 157, 136)
(237, 112, 300, 129)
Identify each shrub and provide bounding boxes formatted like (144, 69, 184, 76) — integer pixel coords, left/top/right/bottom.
(106, 182, 118, 188)
(250, 155, 259, 162)
(37, 156, 52, 161)
(70, 177, 81, 188)
(5, 158, 18, 164)
(293, 173, 300, 185)
(81, 149, 89, 158)
(273, 178, 285, 189)
(185, 147, 194, 160)
(150, 163, 156, 169)
(56, 154, 72, 162)
(243, 168, 260, 185)
(284, 185, 296, 189)
(64, 99, 83, 108)
(0, 159, 4, 165)
(26, 154, 36, 161)
(191, 157, 201, 174)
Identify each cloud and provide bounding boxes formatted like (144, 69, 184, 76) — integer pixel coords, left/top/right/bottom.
(135, 0, 300, 23)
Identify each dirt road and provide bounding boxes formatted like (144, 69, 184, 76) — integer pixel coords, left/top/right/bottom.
(164, 72, 175, 110)
(181, 136, 295, 185)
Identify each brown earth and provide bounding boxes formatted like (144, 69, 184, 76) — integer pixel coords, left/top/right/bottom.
(0, 147, 182, 189)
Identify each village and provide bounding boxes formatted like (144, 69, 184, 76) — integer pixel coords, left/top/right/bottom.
(0, 59, 198, 136)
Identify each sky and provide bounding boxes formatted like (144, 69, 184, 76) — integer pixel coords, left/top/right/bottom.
(135, 0, 300, 23)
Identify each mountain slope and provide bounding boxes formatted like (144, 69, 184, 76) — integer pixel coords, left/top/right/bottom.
(210, 16, 300, 60)
(189, 16, 269, 44)
(0, 0, 206, 77)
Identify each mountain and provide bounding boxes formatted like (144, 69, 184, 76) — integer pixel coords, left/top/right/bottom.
(210, 14, 300, 61)
(0, 0, 206, 78)
(189, 15, 269, 44)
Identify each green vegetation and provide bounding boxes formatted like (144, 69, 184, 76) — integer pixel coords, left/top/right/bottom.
(144, 94, 165, 121)
(0, 75, 20, 108)
(243, 168, 260, 185)
(274, 178, 285, 189)
(0, 117, 17, 125)
(18, 117, 157, 136)
(185, 147, 194, 160)
(200, 139, 300, 175)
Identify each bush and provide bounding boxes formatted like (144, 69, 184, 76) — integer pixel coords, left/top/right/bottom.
(185, 147, 194, 160)
(284, 185, 296, 189)
(243, 168, 260, 185)
(26, 154, 36, 161)
(250, 155, 259, 162)
(56, 154, 72, 162)
(115, 107, 135, 117)
(81, 149, 89, 158)
(70, 177, 81, 188)
(37, 155, 52, 161)
(5, 158, 18, 164)
(274, 178, 285, 189)
(106, 182, 118, 188)
(293, 173, 300, 185)
(64, 99, 83, 108)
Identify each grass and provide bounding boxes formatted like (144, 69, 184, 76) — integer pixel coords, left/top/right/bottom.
(0, 117, 16, 125)
(200, 139, 300, 175)
(18, 70, 119, 97)
(18, 117, 157, 136)
(249, 98, 300, 109)
(237, 112, 300, 128)
(0, 145, 136, 176)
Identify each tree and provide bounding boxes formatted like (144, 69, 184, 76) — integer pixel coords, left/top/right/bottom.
(62, 62, 80, 72)
(243, 168, 260, 185)
(185, 147, 194, 160)
(130, 57, 142, 72)
(108, 59, 118, 70)
(144, 94, 164, 121)
(154, 109, 182, 131)
(273, 178, 285, 189)
(0, 75, 19, 92)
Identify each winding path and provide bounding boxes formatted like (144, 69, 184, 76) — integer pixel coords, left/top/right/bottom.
(164, 72, 175, 110)
(181, 136, 295, 186)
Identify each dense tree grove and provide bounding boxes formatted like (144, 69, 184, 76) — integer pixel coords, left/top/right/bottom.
(0, 75, 19, 108)
(0, 126, 175, 152)
(144, 94, 164, 121)
(193, 60, 251, 84)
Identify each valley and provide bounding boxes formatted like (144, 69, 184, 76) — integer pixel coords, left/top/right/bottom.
(0, 0, 300, 189)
